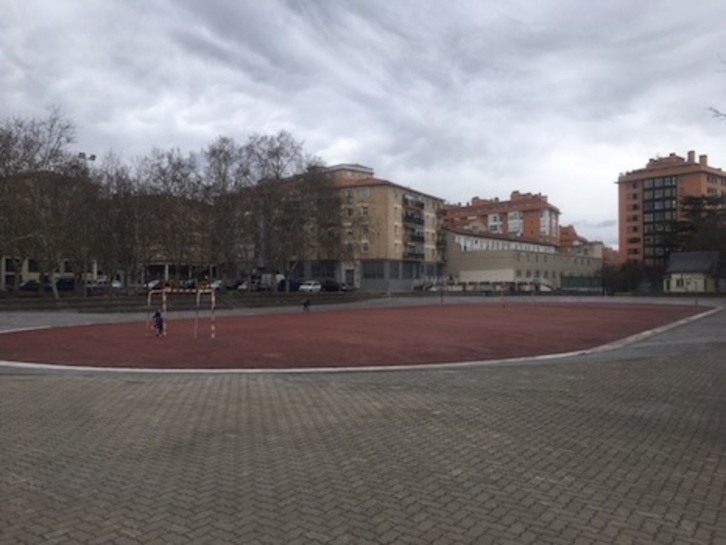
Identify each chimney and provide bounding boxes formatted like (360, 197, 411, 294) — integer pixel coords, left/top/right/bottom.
(687, 150, 695, 163)
(699, 154, 708, 166)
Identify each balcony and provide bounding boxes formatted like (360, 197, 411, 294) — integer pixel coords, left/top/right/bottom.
(404, 251, 425, 260)
(403, 194, 425, 210)
(403, 213, 425, 226)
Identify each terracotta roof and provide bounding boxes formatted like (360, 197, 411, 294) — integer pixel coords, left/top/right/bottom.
(333, 177, 445, 201)
(443, 198, 560, 215)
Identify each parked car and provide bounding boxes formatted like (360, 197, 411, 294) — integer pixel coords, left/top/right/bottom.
(19, 280, 42, 292)
(209, 280, 223, 291)
(225, 279, 243, 290)
(320, 279, 341, 292)
(298, 280, 322, 293)
(86, 278, 121, 292)
(278, 278, 303, 292)
(145, 279, 162, 290)
(53, 278, 76, 292)
(237, 280, 267, 292)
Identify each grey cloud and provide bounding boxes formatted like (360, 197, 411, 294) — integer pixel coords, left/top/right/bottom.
(3, 0, 726, 248)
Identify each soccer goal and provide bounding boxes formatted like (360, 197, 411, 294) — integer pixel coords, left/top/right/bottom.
(146, 288, 217, 339)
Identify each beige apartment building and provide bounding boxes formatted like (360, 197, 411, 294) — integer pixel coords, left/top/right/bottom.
(325, 164, 445, 292)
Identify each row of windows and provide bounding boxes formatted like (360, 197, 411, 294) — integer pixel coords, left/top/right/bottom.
(643, 188, 677, 199)
(644, 247, 667, 256)
(625, 234, 673, 246)
(644, 223, 675, 234)
(643, 211, 677, 222)
(345, 187, 444, 211)
(625, 176, 678, 190)
(643, 176, 677, 189)
(707, 175, 726, 186)
(643, 199, 677, 211)
(630, 222, 685, 234)
(515, 270, 558, 279)
(361, 261, 427, 280)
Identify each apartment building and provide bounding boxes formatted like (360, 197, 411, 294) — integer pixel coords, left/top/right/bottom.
(617, 150, 726, 269)
(442, 191, 561, 245)
(326, 164, 445, 292)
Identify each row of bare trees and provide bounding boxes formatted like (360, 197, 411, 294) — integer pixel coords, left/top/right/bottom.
(0, 109, 349, 296)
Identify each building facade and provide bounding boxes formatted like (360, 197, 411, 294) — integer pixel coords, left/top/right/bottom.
(442, 191, 561, 245)
(326, 164, 445, 292)
(617, 151, 726, 269)
(444, 229, 603, 292)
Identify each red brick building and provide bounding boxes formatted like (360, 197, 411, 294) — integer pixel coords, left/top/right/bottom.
(442, 191, 561, 245)
(617, 151, 726, 269)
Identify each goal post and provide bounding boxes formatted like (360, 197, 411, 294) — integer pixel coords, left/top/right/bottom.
(146, 288, 217, 339)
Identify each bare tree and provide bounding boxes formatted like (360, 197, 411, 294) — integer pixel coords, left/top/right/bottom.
(239, 132, 323, 285)
(236, 132, 352, 288)
(90, 153, 155, 289)
(0, 107, 75, 177)
(0, 108, 78, 295)
(201, 137, 255, 282)
(138, 147, 205, 283)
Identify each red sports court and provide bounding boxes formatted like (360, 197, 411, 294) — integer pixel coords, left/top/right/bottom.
(0, 302, 705, 369)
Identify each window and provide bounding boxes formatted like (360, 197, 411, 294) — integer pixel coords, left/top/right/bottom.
(508, 211, 523, 235)
(488, 214, 502, 233)
(362, 261, 384, 279)
(360, 187, 370, 199)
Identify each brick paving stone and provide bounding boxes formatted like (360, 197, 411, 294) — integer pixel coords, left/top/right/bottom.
(1, 302, 725, 544)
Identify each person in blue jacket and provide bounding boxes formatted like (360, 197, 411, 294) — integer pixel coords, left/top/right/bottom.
(152, 309, 166, 337)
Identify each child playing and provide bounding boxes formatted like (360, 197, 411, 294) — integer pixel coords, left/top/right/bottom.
(152, 310, 166, 337)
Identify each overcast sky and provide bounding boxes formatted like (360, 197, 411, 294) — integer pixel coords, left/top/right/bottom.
(2, 1, 725, 248)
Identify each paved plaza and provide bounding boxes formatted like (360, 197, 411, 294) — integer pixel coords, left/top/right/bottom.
(1, 298, 726, 544)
